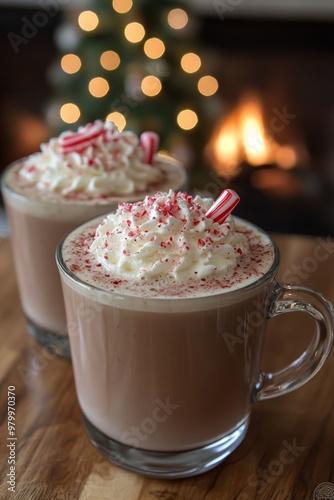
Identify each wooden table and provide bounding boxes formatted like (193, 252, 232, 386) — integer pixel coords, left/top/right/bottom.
(0, 233, 334, 500)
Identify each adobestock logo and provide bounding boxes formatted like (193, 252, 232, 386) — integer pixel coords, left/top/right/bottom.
(109, 60, 169, 118)
(282, 236, 334, 285)
(192, 169, 231, 200)
(7, 0, 70, 54)
(238, 438, 307, 499)
(16, 298, 100, 384)
(17, 344, 59, 386)
(220, 235, 334, 354)
(67, 300, 103, 340)
(221, 299, 266, 354)
(213, 0, 243, 22)
(120, 397, 180, 448)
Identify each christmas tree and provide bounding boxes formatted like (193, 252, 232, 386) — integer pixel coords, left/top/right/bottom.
(48, 0, 222, 180)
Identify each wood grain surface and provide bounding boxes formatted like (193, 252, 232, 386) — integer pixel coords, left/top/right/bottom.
(0, 233, 333, 500)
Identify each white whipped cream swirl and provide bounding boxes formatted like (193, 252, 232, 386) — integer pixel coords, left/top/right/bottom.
(18, 121, 165, 196)
(90, 190, 250, 281)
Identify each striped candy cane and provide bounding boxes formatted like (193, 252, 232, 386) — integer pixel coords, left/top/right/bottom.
(140, 131, 159, 164)
(206, 189, 240, 224)
(59, 121, 105, 154)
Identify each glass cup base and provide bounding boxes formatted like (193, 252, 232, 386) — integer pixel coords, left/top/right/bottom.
(27, 317, 71, 359)
(82, 413, 249, 479)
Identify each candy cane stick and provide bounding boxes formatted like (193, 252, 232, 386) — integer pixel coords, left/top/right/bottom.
(59, 122, 105, 154)
(206, 189, 240, 224)
(140, 132, 159, 164)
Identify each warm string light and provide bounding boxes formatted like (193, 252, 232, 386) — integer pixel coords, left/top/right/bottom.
(62, 7, 217, 132)
(112, 0, 133, 14)
(106, 112, 126, 130)
(167, 9, 188, 29)
(60, 103, 80, 124)
(144, 38, 165, 59)
(100, 50, 121, 71)
(88, 77, 109, 98)
(61, 54, 81, 74)
(78, 11, 99, 32)
(177, 109, 198, 130)
(181, 53, 201, 74)
(198, 75, 219, 96)
(124, 22, 145, 43)
(141, 76, 162, 97)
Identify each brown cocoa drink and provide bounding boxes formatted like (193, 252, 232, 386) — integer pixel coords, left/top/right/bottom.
(57, 190, 334, 478)
(58, 191, 275, 450)
(2, 122, 186, 357)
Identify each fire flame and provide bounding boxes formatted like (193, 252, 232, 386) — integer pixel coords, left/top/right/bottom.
(206, 93, 298, 177)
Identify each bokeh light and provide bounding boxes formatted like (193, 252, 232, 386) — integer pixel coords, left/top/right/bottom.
(181, 53, 201, 73)
(141, 76, 162, 96)
(124, 22, 145, 43)
(198, 75, 219, 96)
(275, 145, 297, 169)
(167, 9, 188, 29)
(177, 109, 198, 130)
(100, 50, 121, 71)
(144, 38, 165, 59)
(61, 54, 82, 74)
(78, 11, 99, 32)
(60, 103, 80, 124)
(106, 112, 126, 131)
(88, 77, 109, 97)
(112, 0, 133, 14)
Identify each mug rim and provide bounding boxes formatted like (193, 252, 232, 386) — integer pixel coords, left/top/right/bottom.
(1, 154, 187, 209)
(56, 214, 280, 306)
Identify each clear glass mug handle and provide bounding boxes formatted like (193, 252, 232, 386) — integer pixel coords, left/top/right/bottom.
(253, 281, 334, 401)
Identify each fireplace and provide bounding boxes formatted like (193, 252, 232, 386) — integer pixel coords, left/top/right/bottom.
(197, 16, 334, 237)
(1, 5, 333, 237)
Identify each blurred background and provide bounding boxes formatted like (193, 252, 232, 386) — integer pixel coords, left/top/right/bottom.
(1, 0, 334, 236)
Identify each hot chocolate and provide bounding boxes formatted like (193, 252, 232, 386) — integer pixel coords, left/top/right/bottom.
(57, 190, 334, 478)
(57, 191, 275, 451)
(2, 122, 186, 357)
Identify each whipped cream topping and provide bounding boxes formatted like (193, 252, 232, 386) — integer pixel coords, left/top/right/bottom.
(18, 121, 165, 196)
(90, 190, 250, 281)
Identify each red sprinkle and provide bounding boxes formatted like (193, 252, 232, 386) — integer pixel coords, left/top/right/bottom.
(70, 264, 80, 272)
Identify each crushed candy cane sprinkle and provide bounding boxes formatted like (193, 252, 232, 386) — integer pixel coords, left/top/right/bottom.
(64, 189, 275, 297)
(90, 190, 253, 281)
(18, 120, 166, 196)
(206, 189, 240, 224)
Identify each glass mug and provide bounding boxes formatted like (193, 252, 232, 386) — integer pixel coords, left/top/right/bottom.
(56, 217, 334, 478)
(1, 156, 186, 358)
